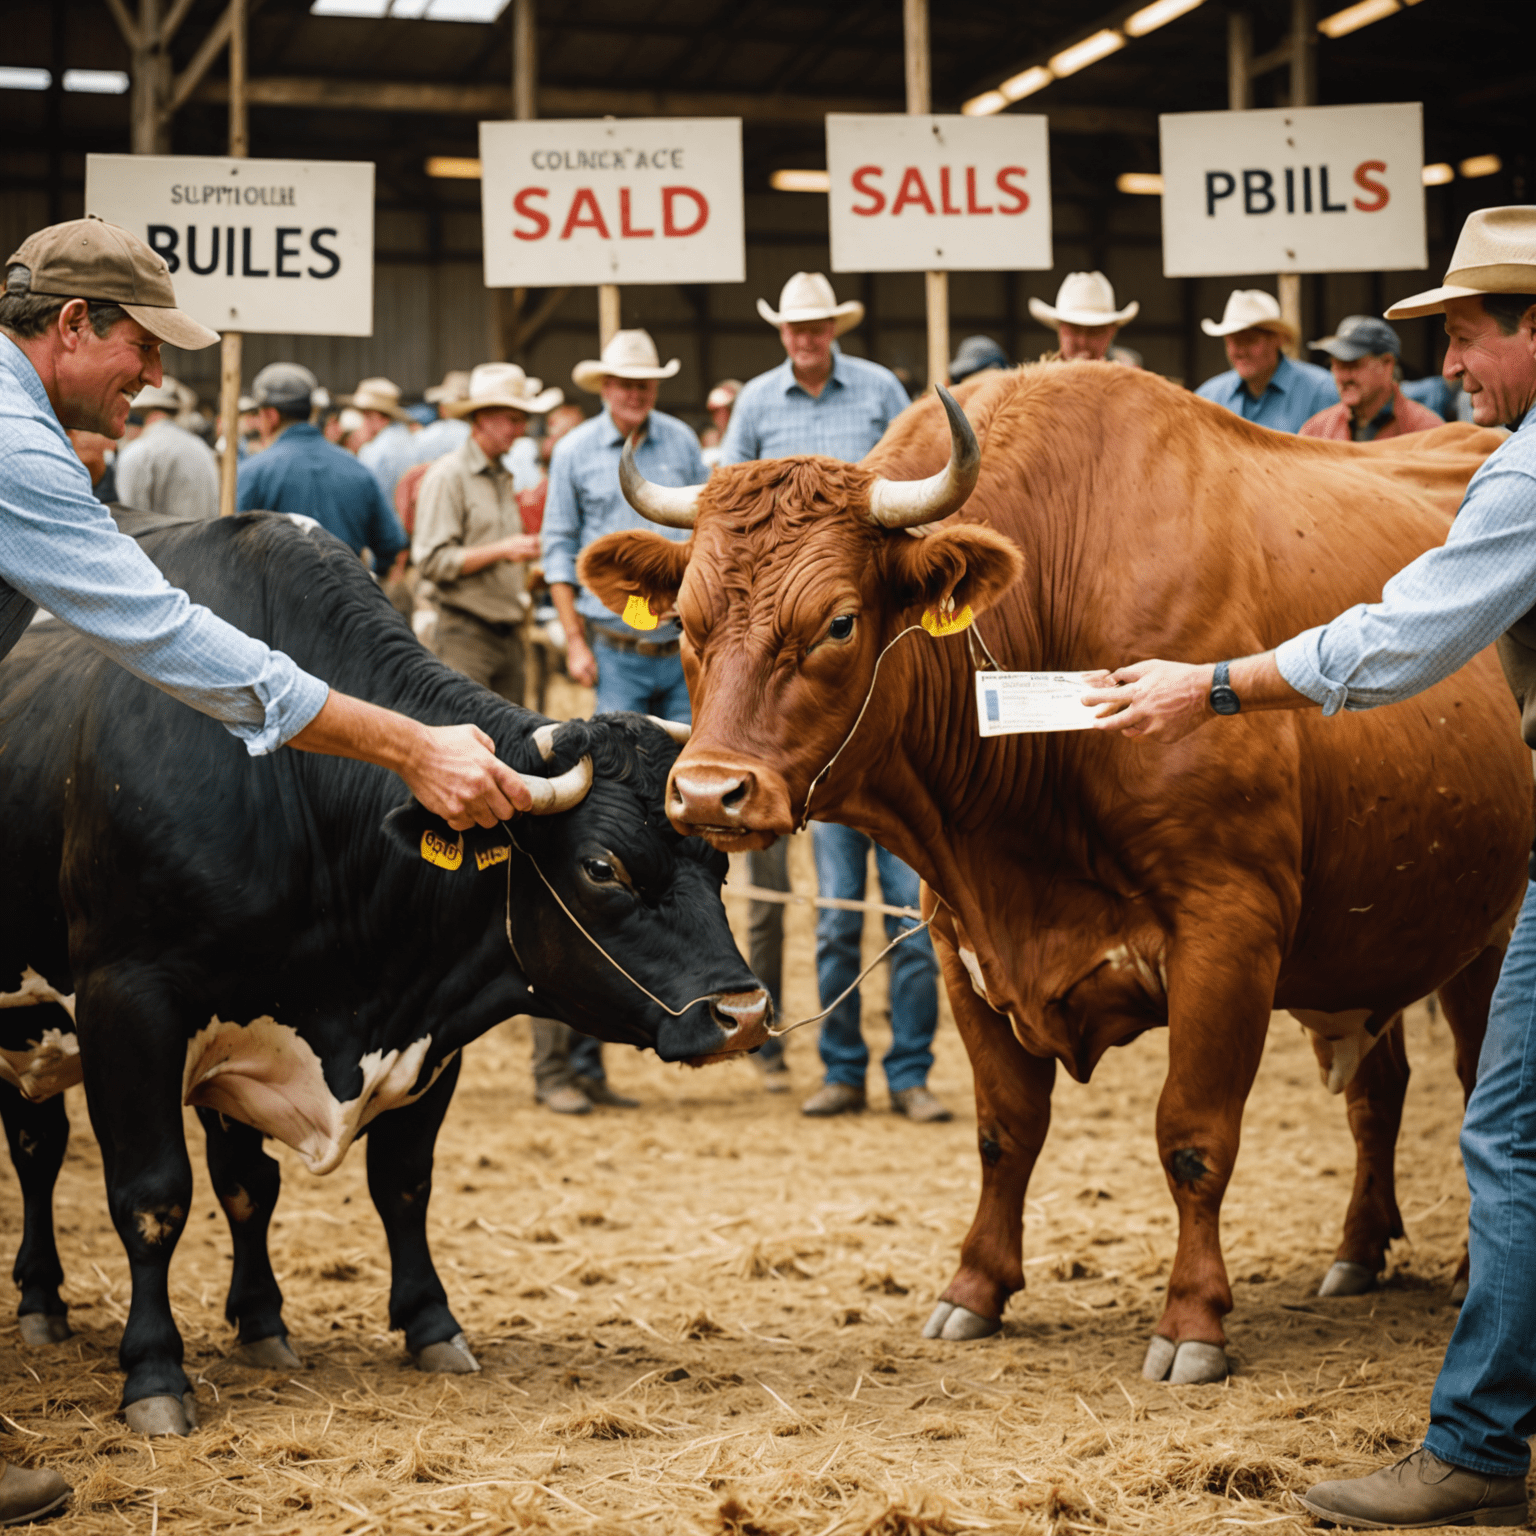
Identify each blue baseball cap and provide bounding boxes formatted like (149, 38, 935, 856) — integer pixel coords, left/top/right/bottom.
(1309, 315, 1401, 361)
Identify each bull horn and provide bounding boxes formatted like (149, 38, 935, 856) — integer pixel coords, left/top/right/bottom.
(646, 715, 691, 746)
(865, 385, 981, 530)
(521, 755, 594, 815)
(619, 431, 704, 529)
(531, 723, 559, 762)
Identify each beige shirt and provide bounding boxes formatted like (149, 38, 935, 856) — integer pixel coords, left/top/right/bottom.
(412, 435, 527, 624)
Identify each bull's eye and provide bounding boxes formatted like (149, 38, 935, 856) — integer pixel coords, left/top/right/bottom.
(828, 614, 856, 642)
(582, 858, 618, 885)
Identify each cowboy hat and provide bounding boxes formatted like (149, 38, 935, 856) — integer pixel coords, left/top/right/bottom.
(756, 271, 864, 336)
(131, 377, 185, 413)
(347, 376, 412, 421)
(443, 362, 563, 419)
(1387, 207, 1536, 320)
(1201, 288, 1298, 344)
(1028, 271, 1138, 330)
(572, 329, 681, 394)
(424, 369, 470, 406)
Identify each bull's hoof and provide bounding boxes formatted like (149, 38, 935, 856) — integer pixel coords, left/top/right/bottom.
(1318, 1261, 1377, 1298)
(412, 1332, 480, 1374)
(1143, 1336, 1229, 1384)
(921, 1301, 1001, 1341)
(1450, 1277, 1469, 1304)
(124, 1392, 199, 1437)
(17, 1312, 71, 1346)
(236, 1334, 303, 1369)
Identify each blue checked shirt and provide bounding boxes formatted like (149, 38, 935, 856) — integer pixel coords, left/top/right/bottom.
(718, 348, 912, 465)
(1276, 407, 1536, 712)
(1196, 353, 1340, 434)
(0, 335, 328, 754)
(542, 407, 707, 641)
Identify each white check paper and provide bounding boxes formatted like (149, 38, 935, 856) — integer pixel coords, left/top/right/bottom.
(975, 671, 1100, 736)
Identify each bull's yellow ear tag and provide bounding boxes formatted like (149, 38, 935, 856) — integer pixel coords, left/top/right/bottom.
(623, 593, 660, 631)
(420, 829, 463, 871)
(922, 600, 973, 638)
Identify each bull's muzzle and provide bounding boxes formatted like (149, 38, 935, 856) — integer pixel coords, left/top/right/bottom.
(708, 988, 772, 1051)
(667, 759, 792, 849)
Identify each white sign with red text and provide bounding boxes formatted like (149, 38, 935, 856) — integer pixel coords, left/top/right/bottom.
(85, 154, 375, 334)
(825, 114, 1051, 274)
(1159, 103, 1425, 276)
(479, 118, 743, 288)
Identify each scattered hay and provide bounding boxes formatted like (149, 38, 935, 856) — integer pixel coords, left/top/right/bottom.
(542, 1402, 656, 1440)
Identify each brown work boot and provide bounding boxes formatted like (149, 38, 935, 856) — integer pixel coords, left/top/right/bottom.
(801, 1081, 866, 1117)
(537, 1082, 592, 1115)
(0, 1459, 71, 1526)
(574, 1077, 639, 1109)
(1300, 1446, 1528, 1528)
(890, 1085, 953, 1122)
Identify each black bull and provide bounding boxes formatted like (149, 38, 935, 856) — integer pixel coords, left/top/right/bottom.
(0, 508, 766, 1434)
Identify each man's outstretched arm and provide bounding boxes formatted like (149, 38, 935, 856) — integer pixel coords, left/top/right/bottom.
(1082, 653, 1306, 743)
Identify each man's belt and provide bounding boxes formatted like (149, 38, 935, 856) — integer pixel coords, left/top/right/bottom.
(591, 626, 681, 658)
(441, 605, 521, 638)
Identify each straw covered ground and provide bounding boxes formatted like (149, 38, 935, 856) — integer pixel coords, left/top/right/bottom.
(0, 717, 1492, 1532)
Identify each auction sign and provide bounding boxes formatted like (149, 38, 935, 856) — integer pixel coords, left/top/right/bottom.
(1159, 103, 1425, 276)
(825, 114, 1052, 274)
(84, 154, 375, 334)
(480, 118, 744, 288)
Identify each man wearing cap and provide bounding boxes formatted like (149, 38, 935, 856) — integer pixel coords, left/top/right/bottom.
(949, 335, 1010, 383)
(1082, 206, 1536, 1531)
(353, 376, 420, 502)
(1029, 271, 1138, 363)
(115, 373, 219, 518)
(237, 362, 408, 575)
(1195, 289, 1339, 433)
(0, 221, 534, 1527)
(717, 273, 946, 1122)
(1300, 315, 1444, 441)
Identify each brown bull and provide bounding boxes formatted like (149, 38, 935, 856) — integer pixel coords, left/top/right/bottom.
(580, 363, 1531, 1383)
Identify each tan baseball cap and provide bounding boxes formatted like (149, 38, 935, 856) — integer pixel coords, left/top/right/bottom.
(5, 215, 219, 350)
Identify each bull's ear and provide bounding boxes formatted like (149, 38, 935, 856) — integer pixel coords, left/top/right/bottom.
(880, 524, 1024, 620)
(579, 530, 691, 619)
(381, 801, 514, 876)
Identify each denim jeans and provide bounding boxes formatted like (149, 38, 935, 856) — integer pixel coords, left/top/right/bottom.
(811, 822, 937, 1093)
(592, 635, 691, 723)
(1424, 879, 1536, 1476)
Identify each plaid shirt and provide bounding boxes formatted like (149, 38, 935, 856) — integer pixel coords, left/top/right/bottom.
(0, 335, 327, 754)
(718, 348, 912, 465)
(1277, 407, 1536, 712)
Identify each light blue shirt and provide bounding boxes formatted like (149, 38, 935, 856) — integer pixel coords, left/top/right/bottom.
(1277, 407, 1536, 713)
(718, 347, 912, 465)
(1196, 353, 1340, 434)
(0, 335, 327, 754)
(542, 407, 706, 640)
(357, 419, 420, 501)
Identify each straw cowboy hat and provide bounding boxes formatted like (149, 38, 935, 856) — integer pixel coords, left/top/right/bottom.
(1201, 289, 1298, 345)
(347, 376, 412, 421)
(1387, 206, 1536, 320)
(572, 329, 681, 394)
(756, 271, 864, 336)
(1029, 271, 1138, 329)
(424, 369, 470, 406)
(442, 362, 563, 419)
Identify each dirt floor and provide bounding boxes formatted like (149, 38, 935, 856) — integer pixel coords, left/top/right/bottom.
(0, 682, 1493, 1534)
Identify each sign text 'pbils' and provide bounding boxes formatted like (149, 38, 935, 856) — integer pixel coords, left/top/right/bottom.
(84, 155, 375, 336)
(479, 119, 744, 288)
(1159, 103, 1425, 277)
(825, 114, 1052, 275)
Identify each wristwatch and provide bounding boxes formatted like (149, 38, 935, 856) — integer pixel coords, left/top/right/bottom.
(1210, 660, 1241, 716)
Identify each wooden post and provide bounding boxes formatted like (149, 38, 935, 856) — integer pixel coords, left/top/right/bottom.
(1275, 0, 1315, 356)
(129, 0, 165, 154)
(598, 285, 621, 348)
(904, 0, 946, 389)
(1227, 11, 1252, 111)
(218, 0, 246, 517)
(495, 0, 537, 362)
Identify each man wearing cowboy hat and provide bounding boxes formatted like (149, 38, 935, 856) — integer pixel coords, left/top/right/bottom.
(115, 373, 219, 518)
(237, 362, 408, 576)
(352, 375, 420, 502)
(1195, 289, 1339, 433)
(413, 361, 561, 701)
(1299, 315, 1444, 442)
(0, 225, 535, 1521)
(1083, 206, 1536, 1530)
(1029, 271, 1138, 363)
(717, 273, 945, 1121)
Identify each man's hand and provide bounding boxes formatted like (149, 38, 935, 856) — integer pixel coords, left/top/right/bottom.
(1081, 660, 1216, 743)
(505, 533, 542, 562)
(566, 635, 599, 688)
(400, 722, 534, 830)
